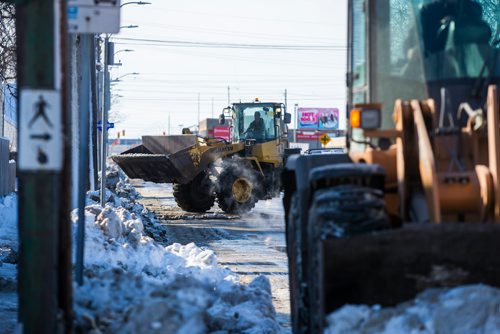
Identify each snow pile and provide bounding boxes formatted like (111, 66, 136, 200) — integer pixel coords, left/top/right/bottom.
(0, 193, 17, 250)
(0, 193, 18, 334)
(89, 164, 170, 243)
(74, 165, 280, 333)
(325, 285, 500, 334)
(0, 193, 17, 277)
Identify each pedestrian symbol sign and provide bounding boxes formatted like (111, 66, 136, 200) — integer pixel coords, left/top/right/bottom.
(19, 90, 62, 171)
(319, 133, 331, 146)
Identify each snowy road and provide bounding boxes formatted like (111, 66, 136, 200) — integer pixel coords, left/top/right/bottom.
(133, 180, 291, 332)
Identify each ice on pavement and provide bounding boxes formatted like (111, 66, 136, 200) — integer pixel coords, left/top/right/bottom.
(324, 284, 500, 334)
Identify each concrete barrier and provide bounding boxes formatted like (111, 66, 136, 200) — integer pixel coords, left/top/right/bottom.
(0, 137, 15, 196)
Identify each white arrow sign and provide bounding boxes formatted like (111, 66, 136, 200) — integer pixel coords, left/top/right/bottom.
(19, 90, 62, 171)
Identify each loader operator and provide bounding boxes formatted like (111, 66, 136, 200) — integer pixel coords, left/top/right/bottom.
(244, 111, 266, 140)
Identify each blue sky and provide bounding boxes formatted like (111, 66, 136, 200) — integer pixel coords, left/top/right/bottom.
(111, 0, 347, 138)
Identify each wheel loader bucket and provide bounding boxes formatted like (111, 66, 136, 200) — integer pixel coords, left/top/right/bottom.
(111, 145, 202, 184)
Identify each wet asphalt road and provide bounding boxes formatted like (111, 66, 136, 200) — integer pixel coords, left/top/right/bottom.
(132, 180, 291, 332)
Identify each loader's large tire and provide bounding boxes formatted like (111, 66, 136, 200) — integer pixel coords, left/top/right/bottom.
(287, 193, 309, 334)
(306, 184, 390, 333)
(309, 184, 390, 238)
(217, 167, 257, 214)
(173, 171, 215, 212)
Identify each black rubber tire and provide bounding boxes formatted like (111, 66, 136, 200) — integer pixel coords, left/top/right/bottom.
(287, 193, 309, 334)
(306, 184, 390, 333)
(173, 171, 215, 212)
(309, 184, 390, 238)
(216, 166, 258, 214)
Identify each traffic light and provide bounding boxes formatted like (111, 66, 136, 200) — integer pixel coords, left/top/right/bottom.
(122, 129, 125, 137)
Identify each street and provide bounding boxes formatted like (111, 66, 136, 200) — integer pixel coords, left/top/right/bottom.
(133, 180, 291, 331)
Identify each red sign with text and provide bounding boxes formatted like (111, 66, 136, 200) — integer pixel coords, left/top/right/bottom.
(213, 126, 231, 140)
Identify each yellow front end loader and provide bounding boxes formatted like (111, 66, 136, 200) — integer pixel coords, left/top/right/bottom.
(113, 101, 293, 214)
(283, 1, 500, 333)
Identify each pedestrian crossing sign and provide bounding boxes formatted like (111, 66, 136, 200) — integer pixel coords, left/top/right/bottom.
(19, 89, 62, 171)
(319, 133, 331, 146)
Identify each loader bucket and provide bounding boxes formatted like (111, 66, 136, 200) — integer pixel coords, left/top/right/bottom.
(111, 144, 203, 184)
(320, 224, 500, 311)
(289, 218, 500, 333)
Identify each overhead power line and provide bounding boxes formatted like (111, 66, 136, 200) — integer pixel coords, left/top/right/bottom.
(113, 37, 345, 50)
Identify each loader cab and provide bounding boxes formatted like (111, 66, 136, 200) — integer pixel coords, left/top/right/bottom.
(348, 0, 500, 149)
(229, 102, 289, 143)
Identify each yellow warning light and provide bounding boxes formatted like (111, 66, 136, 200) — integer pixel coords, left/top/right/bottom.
(254, 97, 260, 102)
(350, 109, 361, 128)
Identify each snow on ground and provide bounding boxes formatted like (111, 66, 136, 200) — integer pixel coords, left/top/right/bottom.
(0, 165, 281, 333)
(0, 193, 18, 334)
(325, 284, 500, 334)
(76, 165, 282, 333)
(0, 194, 17, 249)
(4, 166, 500, 333)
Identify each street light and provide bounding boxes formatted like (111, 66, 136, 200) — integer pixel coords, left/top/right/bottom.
(114, 49, 134, 56)
(111, 72, 140, 82)
(119, 25, 139, 29)
(100, 0, 151, 207)
(120, 1, 151, 8)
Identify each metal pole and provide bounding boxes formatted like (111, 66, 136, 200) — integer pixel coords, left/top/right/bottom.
(16, 0, 60, 332)
(284, 89, 288, 112)
(58, 6, 74, 332)
(294, 103, 298, 142)
(100, 35, 109, 207)
(227, 85, 230, 106)
(76, 34, 92, 285)
(96, 71, 103, 170)
(197, 92, 200, 128)
(90, 36, 99, 190)
(0, 87, 4, 137)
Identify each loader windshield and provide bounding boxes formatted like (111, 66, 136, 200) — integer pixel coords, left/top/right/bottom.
(351, 0, 500, 128)
(232, 103, 277, 142)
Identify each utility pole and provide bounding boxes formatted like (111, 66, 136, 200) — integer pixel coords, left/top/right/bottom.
(294, 103, 298, 142)
(284, 89, 288, 112)
(100, 35, 110, 207)
(75, 34, 92, 285)
(15, 0, 65, 332)
(96, 39, 103, 171)
(227, 85, 230, 106)
(58, 4, 74, 332)
(197, 92, 200, 128)
(90, 36, 99, 190)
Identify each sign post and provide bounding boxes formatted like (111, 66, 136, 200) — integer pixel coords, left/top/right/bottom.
(15, 0, 62, 332)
